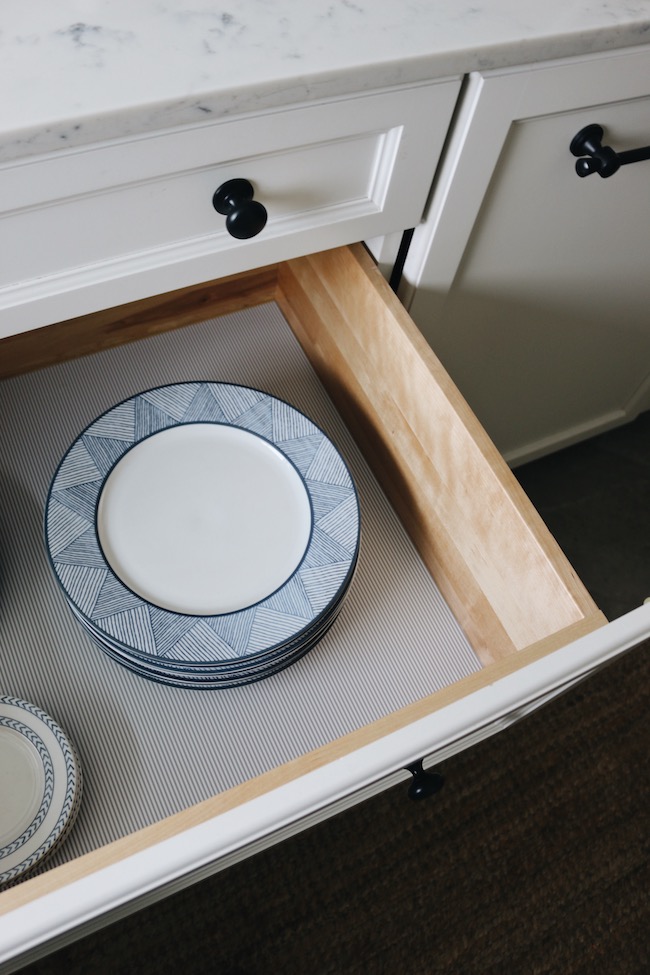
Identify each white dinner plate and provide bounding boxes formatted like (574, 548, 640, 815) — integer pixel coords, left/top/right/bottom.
(45, 382, 360, 670)
(97, 422, 313, 617)
(0, 697, 82, 887)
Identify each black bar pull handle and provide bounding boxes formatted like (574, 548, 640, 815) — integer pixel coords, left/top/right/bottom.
(570, 123, 650, 178)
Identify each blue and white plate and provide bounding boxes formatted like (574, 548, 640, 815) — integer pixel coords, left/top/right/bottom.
(68, 549, 358, 678)
(76, 603, 345, 690)
(0, 697, 82, 887)
(45, 382, 360, 681)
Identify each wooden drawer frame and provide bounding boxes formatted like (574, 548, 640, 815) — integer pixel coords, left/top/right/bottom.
(0, 244, 607, 962)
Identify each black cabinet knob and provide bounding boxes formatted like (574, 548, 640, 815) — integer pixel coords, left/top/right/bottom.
(405, 759, 445, 801)
(212, 178, 268, 239)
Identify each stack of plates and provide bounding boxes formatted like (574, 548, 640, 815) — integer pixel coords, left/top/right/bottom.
(0, 696, 82, 888)
(44, 382, 360, 689)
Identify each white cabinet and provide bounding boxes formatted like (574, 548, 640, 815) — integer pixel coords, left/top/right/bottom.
(400, 45, 650, 465)
(1, 57, 650, 973)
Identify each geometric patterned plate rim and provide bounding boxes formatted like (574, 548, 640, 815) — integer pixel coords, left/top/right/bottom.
(80, 602, 345, 691)
(68, 543, 358, 674)
(68, 551, 357, 679)
(0, 696, 82, 888)
(45, 382, 360, 667)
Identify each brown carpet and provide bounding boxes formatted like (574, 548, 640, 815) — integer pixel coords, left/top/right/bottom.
(18, 637, 649, 975)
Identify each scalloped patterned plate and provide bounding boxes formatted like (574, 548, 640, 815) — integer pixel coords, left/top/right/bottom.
(0, 697, 82, 887)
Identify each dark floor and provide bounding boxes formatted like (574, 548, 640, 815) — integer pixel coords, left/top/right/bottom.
(513, 410, 650, 620)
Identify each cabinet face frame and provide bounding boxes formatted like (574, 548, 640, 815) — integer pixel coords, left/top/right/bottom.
(400, 45, 650, 463)
(1, 242, 630, 969)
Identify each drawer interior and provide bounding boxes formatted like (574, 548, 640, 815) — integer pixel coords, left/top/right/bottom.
(0, 244, 605, 913)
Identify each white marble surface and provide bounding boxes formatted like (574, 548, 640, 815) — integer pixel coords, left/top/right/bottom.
(3, 0, 650, 161)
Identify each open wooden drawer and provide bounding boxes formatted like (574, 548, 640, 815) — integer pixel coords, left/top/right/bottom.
(1, 244, 647, 970)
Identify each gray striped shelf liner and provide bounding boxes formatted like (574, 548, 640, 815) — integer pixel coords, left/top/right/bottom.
(0, 300, 481, 877)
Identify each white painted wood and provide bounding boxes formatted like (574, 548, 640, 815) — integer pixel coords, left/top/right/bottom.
(401, 46, 650, 463)
(363, 231, 406, 280)
(2, 601, 648, 972)
(0, 81, 461, 338)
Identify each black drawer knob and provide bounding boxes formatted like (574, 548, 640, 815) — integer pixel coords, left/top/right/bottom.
(405, 759, 445, 801)
(212, 178, 268, 239)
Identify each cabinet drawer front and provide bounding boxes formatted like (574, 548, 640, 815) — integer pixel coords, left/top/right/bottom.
(3, 244, 645, 971)
(0, 81, 460, 339)
(1, 135, 383, 282)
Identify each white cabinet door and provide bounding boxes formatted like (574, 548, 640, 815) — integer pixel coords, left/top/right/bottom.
(400, 46, 650, 465)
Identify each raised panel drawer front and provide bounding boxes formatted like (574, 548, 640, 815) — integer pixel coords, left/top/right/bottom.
(0, 80, 461, 340)
(1, 245, 648, 972)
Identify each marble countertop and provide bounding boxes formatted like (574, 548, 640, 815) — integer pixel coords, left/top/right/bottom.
(3, 0, 650, 162)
